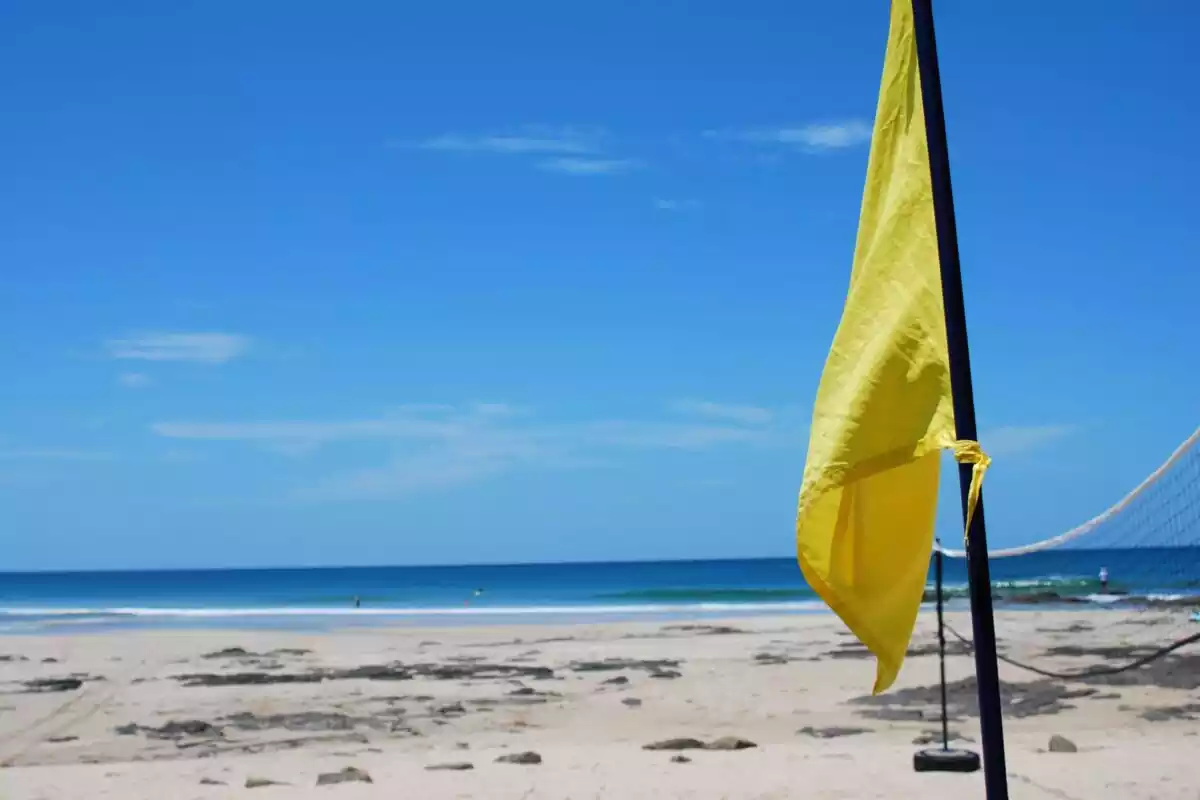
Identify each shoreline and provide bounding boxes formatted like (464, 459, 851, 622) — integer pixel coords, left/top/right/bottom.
(5, 593, 1195, 638)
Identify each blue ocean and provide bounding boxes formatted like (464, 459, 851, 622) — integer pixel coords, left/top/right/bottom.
(1, 548, 1196, 634)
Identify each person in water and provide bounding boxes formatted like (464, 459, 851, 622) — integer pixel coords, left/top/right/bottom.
(1099, 567, 1109, 592)
(353, 595, 361, 609)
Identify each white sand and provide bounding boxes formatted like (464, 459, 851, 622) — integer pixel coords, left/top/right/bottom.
(0, 609, 1195, 798)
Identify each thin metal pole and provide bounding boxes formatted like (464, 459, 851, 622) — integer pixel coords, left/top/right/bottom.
(934, 542, 950, 750)
(909, 1, 1010, 797)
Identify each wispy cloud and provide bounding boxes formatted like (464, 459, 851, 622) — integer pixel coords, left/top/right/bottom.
(106, 332, 250, 365)
(409, 126, 643, 176)
(654, 198, 699, 212)
(708, 120, 872, 153)
(0, 448, 116, 462)
(537, 157, 640, 176)
(152, 418, 459, 446)
(152, 400, 798, 501)
(671, 400, 773, 426)
(979, 424, 1079, 457)
(415, 129, 600, 155)
(118, 372, 154, 389)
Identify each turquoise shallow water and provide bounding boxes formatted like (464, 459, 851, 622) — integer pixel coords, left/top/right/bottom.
(0, 548, 1195, 634)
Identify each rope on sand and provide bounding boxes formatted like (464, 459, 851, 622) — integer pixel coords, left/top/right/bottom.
(942, 623, 1200, 680)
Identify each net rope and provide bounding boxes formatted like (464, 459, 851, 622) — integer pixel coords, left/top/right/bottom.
(937, 425, 1200, 559)
(918, 423, 1200, 680)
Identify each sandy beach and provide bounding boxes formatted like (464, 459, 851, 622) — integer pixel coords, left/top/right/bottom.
(0, 609, 1196, 799)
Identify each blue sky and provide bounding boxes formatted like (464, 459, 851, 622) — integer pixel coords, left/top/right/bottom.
(2, 0, 1197, 571)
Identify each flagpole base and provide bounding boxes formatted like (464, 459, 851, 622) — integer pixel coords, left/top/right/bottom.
(913, 747, 980, 773)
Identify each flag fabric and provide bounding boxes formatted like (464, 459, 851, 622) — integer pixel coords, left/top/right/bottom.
(796, 0, 972, 694)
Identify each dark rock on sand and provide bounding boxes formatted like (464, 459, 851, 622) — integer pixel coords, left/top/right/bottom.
(23, 678, 84, 693)
(245, 777, 284, 788)
(316, 766, 373, 786)
(753, 653, 790, 665)
(1048, 734, 1077, 753)
(644, 738, 707, 751)
(180, 659, 554, 688)
(223, 711, 387, 733)
(1043, 644, 1160, 660)
(862, 707, 928, 722)
(41, 657, 59, 664)
(113, 723, 139, 736)
(705, 736, 757, 751)
(570, 658, 680, 674)
(824, 645, 872, 660)
(199, 778, 226, 785)
(906, 640, 971, 657)
(671, 755, 692, 763)
(204, 646, 311, 660)
(852, 678, 1096, 720)
(0, 655, 28, 662)
(1139, 703, 1200, 722)
(435, 702, 466, 716)
(602, 676, 630, 686)
(334, 665, 414, 681)
(1036, 622, 1094, 634)
(176, 672, 324, 687)
(1073, 653, 1200, 691)
(409, 662, 554, 681)
(143, 720, 222, 740)
(46, 735, 79, 744)
(203, 647, 252, 659)
(622, 698, 643, 708)
(496, 751, 542, 765)
(912, 729, 972, 745)
(661, 624, 746, 636)
(649, 669, 682, 679)
(426, 762, 474, 771)
(798, 726, 871, 739)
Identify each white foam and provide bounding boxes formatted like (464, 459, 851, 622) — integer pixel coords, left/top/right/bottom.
(0, 601, 830, 619)
(1083, 593, 1126, 604)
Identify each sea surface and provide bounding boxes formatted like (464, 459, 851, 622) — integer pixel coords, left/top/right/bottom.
(1, 548, 1196, 634)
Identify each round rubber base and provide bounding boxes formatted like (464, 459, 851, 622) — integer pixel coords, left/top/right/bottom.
(913, 747, 981, 773)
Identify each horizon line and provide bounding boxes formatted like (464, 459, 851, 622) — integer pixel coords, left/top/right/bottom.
(0, 554, 798, 577)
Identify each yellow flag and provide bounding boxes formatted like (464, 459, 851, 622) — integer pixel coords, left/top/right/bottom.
(796, 0, 956, 694)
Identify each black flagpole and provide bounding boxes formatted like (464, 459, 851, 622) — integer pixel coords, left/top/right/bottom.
(909, 1, 1010, 798)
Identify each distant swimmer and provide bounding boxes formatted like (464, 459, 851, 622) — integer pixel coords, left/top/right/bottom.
(353, 596, 361, 609)
(1099, 567, 1109, 592)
